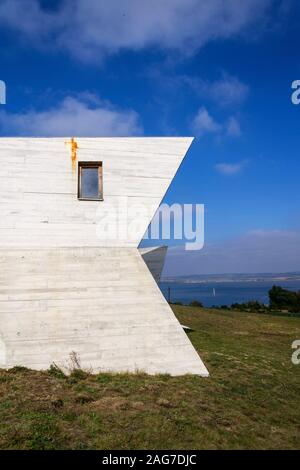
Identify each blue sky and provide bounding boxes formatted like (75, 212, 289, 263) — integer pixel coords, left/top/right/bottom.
(1, 0, 300, 274)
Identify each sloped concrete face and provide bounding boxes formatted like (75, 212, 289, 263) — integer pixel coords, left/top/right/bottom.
(139, 246, 168, 283)
(0, 137, 209, 376)
(0, 137, 193, 248)
(0, 247, 209, 376)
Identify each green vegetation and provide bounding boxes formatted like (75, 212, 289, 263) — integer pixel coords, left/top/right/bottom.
(269, 285, 300, 313)
(231, 300, 268, 313)
(189, 300, 203, 308)
(0, 305, 300, 449)
(211, 285, 300, 316)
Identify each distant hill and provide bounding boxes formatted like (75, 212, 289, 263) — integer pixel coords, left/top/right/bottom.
(161, 272, 300, 284)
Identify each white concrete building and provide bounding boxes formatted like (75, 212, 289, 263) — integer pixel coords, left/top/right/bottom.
(0, 137, 208, 376)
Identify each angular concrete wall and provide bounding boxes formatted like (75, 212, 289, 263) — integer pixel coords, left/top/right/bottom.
(139, 246, 168, 283)
(0, 137, 209, 376)
(0, 247, 208, 376)
(0, 137, 192, 248)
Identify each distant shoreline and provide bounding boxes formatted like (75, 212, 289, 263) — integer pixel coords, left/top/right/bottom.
(159, 277, 300, 309)
(162, 278, 300, 284)
(161, 272, 300, 284)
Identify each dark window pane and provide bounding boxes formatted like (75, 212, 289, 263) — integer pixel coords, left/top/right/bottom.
(81, 167, 99, 199)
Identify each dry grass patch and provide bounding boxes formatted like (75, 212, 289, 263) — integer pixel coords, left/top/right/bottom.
(0, 306, 300, 449)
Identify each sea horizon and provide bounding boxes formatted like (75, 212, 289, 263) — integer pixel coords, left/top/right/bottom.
(161, 271, 300, 284)
(159, 275, 300, 307)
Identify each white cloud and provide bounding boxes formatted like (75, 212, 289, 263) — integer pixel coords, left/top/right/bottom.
(191, 107, 241, 138)
(0, 0, 57, 36)
(163, 230, 300, 276)
(226, 117, 241, 137)
(0, 95, 142, 136)
(215, 160, 248, 175)
(184, 74, 249, 107)
(0, 0, 274, 61)
(191, 107, 221, 137)
(209, 75, 249, 107)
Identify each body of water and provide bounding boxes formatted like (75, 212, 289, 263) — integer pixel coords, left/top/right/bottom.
(159, 280, 300, 307)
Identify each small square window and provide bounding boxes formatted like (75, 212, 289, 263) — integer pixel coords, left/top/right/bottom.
(78, 162, 103, 200)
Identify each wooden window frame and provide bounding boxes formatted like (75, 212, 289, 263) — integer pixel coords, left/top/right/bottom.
(78, 162, 103, 201)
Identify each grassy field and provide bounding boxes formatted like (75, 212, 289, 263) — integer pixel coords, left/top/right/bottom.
(0, 305, 300, 450)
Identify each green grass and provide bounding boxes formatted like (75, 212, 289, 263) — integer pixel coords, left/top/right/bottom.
(0, 305, 300, 449)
